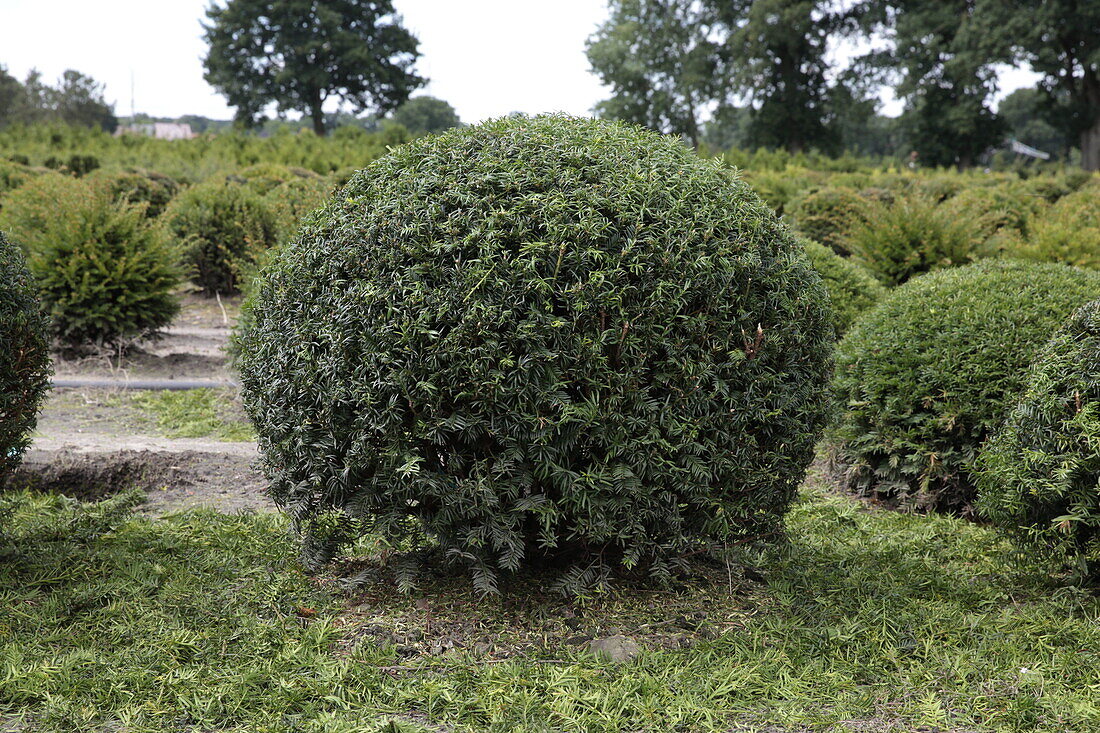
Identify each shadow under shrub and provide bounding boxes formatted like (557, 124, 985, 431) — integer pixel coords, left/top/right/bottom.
(977, 299, 1100, 571)
(163, 179, 278, 295)
(0, 174, 179, 349)
(831, 261, 1100, 513)
(238, 115, 834, 596)
(0, 231, 51, 481)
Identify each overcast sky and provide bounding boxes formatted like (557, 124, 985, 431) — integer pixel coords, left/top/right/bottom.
(0, 0, 1039, 124)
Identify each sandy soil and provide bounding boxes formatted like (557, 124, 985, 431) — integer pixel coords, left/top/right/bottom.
(11, 293, 276, 516)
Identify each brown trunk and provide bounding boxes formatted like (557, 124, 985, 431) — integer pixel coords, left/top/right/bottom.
(1081, 120, 1100, 172)
(309, 86, 326, 136)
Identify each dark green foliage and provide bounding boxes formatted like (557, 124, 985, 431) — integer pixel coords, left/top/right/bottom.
(977, 299, 1100, 568)
(801, 238, 887, 338)
(163, 180, 278, 294)
(239, 115, 834, 594)
(832, 261, 1100, 512)
(391, 95, 462, 135)
(0, 175, 179, 348)
(787, 187, 867, 253)
(0, 231, 51, 480)
(842, 195, 984, 285)
(86, 167, 180, 218)
(262, 176, 332, 244)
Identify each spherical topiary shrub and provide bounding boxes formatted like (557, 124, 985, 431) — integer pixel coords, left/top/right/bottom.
(787, 187, 868, 254)
(941, 183, 1046, 243)
(977, 299, 1100, 568)
(831, 261, 1100, 512)
(0, 174, 179, 349)
(0, 231, 51, 481)
(238, 115, 834, 594)
(801, 238, 887, 338)
(163, 180, 278, 295)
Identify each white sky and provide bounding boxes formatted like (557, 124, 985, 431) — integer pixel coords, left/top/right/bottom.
(0, 0, 1040, 124)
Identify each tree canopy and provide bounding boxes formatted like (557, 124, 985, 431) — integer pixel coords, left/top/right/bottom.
(391, 96, 461, 135)
(202, 0, 425, 136)
(0, 67, 117, 132)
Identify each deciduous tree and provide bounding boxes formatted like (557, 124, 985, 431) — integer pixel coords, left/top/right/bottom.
(202, 0, 424, 136)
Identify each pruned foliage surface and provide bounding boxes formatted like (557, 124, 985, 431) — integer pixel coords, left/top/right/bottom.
(831, 261, 1100, 512)
(239, 115, 833, 594)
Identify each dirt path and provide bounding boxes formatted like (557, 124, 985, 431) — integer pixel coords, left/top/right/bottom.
(10, 293, 277, 516)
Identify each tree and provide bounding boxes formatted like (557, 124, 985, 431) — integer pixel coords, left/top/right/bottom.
(719, 0, 865, 154)
(202, 0, 425, 136)
(391, 96, 461, 135)
(998, 87, 1069, 158)
(986, 0, 1100, 170)
(586, 0, 724, 147)
(0, 68, 116, 131)
(863, 0, 1007, 168)
(51, 70, 117, 133)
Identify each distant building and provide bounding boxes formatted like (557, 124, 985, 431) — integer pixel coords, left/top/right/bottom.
(114, 122, 196, 140)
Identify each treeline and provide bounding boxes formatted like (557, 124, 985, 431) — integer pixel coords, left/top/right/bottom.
(587, 0, 1099, 169)
(0, 67, 117, 132)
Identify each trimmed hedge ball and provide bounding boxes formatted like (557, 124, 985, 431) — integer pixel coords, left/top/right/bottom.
(787, 187, 867, 254)
(801, 238, 887, 338)
(238, 115, 834, 594)
(977, 299, 1100, 565)
(831, 261, 1100, 512)
(0, 231, 51, 480)
(163, 180, 278, 295)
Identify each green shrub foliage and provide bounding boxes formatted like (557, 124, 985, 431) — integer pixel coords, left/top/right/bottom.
(239, 115, 834, 594)
(787, 187, 868, 254)
(941, 184, 1046, 242)
(164, 180, 278, 295)
(0, 175, 179, 348)
(832, 261, 1100, 512)
(801, 239, 887, 338)
(0, 231, 51, 480)
(86, 167, 180, 218)
(977, 299, 1100, 566)
(1015, 189, 1100, 271)
(842, 195, 984, 285)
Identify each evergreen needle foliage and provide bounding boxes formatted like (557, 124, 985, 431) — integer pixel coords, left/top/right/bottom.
(831, 261, 1100, 512)
(978, 299, 1100, 570)
(239, 115, 834, 595)
(801, 238, 887, 338)
(163, 179, 278, 295)
(0, 174, 179, 348)
(0, 231, 51, 481)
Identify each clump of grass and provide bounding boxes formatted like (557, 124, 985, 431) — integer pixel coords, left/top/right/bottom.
(2, 469, 1099, 731)
(131, 388, 255, 442)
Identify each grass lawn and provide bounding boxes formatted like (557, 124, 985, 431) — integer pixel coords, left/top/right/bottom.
(128, 388, 255, 442)
(1, 470, 1099, 732)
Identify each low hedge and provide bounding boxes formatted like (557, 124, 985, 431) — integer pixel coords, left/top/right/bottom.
(0, 174, 179, 348)
(977, 299, 1100, 568)
(831, 261, 1100, 512)
(801, 238, 887, 338)
(787, 187, 867, 254)
(0, 231, 51, 480)
(163, 180, 278, 295)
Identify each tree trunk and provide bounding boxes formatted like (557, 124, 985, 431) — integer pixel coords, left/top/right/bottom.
(1081, 119, 1100, 172)
(310, 104, 326, 136)
(308, 86, 326, 136)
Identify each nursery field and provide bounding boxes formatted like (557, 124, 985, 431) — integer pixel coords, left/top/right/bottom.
(2, 119, 1100, 732)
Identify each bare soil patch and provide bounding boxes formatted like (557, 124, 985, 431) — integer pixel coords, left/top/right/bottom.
(7, 448, 271, 516)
